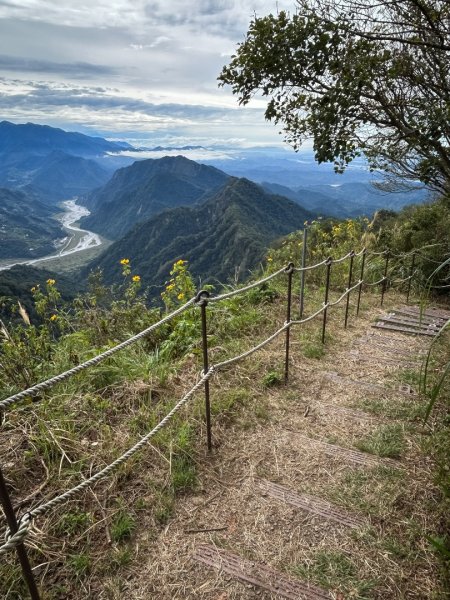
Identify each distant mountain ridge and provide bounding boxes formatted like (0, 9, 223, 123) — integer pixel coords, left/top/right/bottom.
(262, 181, 430, 218)
(87, 177, 312, 289)
(0, 121, 133, 157)
(0, 122, 128, 204)
(81, 155, 230, 239)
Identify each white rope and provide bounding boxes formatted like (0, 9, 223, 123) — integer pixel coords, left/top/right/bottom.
(207, 266, 287, 303)
(0, 297, 197, 412)
(328, 280, 363, 306)
(212, 324, 289, 370)
(293, 258, 329, 272)
(290, 303, 329, 325)
(364, 276, 387, 287)
(331, 251, 354, 264)
(0, 369, 214, 555)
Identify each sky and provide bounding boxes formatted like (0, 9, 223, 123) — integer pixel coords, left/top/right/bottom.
(0, 0, 299, 148)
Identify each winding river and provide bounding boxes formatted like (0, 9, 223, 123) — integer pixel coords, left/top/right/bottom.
(0, 199, 103, 272)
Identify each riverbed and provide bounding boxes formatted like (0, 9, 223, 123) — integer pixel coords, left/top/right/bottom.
(0, 199, 103, 272)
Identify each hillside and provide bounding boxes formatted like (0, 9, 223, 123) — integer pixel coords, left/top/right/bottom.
(80, 155, 230, 239)
(87, 177, 312, 287)
(21, 151, 111, 203)
(0, 188, 66, 259)
(0, 264, 79, 323)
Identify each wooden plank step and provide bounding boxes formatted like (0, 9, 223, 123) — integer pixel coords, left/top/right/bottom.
(193, 544, 332, 600)
(399, 305, 450, 320)
(391, 309, 447, 325)
(322, 371, 417, 396)
(387, 312, 445, 327)
(256, 479, 365, 529)
(373, 322, 436, 337)
(380, 315, 440, 331)
(294, 435, 403, 469)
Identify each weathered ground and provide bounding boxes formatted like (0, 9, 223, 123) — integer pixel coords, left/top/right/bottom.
(92, 297, 447, 600)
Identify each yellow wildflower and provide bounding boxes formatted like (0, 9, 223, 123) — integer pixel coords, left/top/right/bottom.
(176, 259, 185, 266)
(50, 314, 58, 321)
(31, 286, 36, 292)
(267, 257, 273, 262)
(46, 279, 56, 286)
(132, 275, 141, 282)
(177, 292, 185, 300)
(120, 258, 130, 265)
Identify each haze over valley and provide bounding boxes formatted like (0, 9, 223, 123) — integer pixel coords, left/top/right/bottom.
(0, 120, 431, 304)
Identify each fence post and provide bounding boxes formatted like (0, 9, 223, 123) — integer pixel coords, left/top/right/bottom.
(196, 290, 212, 452)
(322, 257, 332, 344)
(299, 225, 308, 318)
(344, 251, 355, 328)
(284, 263, 294, 385)
(356, 249, 366, 316)
(0, 466, 41, 599)
(406, 251, 416, 304)
(381, 251, 390, 306)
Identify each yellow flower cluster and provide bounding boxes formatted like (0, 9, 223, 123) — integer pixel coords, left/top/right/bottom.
(120, 258, 130, 265)
(50, 314, 58, 321)
(46, 279, 56, 286)
(175, 259, 185, 266)
(132, 275, 141, 282)
(177, 292, 185, 300)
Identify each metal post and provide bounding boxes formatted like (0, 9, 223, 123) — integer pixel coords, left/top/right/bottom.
(344, 251, 355, 328)
(284, 264, 294, 385)
(196, 290, 212, 452)
(299, 226, 308, 318)
(322, 257, 332, 344)
(0, 466, 41, 599)
(356, 249, 366, 317)
(406, 251, 416, 304)
(381, 251, 390, 306)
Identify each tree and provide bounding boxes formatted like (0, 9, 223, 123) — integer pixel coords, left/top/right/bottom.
(219, 1, 450, 195)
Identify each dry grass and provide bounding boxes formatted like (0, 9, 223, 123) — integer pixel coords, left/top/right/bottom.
(0, 288, 447, 599)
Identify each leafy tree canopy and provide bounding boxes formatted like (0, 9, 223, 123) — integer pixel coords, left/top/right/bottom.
(219, 1, 450, 195)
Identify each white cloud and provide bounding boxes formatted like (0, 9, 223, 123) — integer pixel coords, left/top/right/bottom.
(0, 0, 297, 146)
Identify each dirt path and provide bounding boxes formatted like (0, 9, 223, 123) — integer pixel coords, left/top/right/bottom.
(103, 301, 447, 600)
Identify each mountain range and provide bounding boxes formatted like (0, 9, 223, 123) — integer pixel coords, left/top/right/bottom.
(86, 177, 312, 289)
(81, 156, 230, 239)
(0, 121, 134, 204)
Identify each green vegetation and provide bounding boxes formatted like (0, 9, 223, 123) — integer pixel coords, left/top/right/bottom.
(85, 176, 311, 290)
(291, 549, 377, 599)
(219, 1, 450, 194)
(0, 187, 65, 259)
(0, 208, 448, 597)
(355, 424, 406, 459)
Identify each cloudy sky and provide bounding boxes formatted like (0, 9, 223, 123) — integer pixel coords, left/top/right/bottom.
(0, 0, 298, 147)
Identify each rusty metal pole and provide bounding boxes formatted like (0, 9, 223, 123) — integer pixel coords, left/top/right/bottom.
(284, 263, 294, 385)
(356, 249, 366, 317)
(344, 251, 355, 328)
(406, 251, 416, 304)
(196, 290, 212, 452)
(299, 226, 308, 318)
(321, 257, 332, 344)
(381, 251, 390, 306)
(0, 466, 41, 599)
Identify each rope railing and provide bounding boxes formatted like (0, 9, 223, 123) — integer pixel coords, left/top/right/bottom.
(207, 265, 287, 303)
(0, 368, 215, 557)
(0, 297, 197, 412)
(0, 241, 446, 598)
